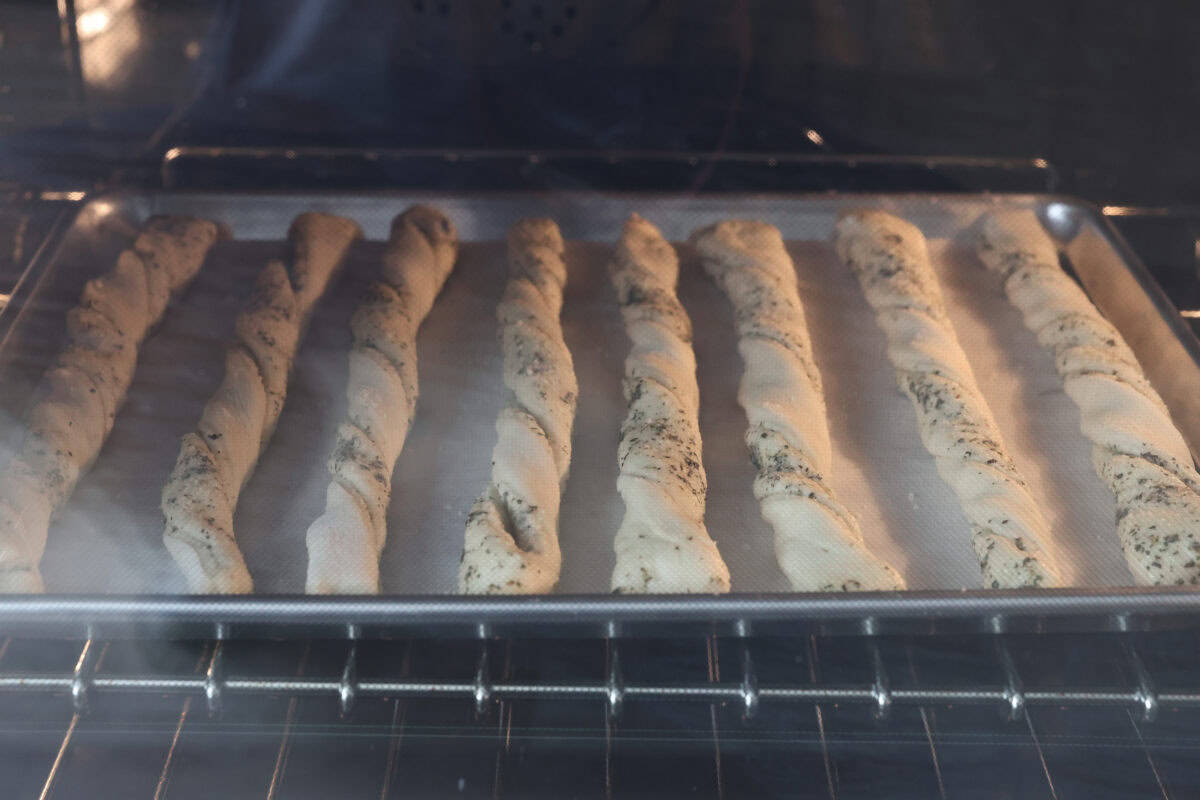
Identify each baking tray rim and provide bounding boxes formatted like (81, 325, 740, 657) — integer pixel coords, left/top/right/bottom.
(3, 188, 1200, 631)
(1, 585, 1200, 624)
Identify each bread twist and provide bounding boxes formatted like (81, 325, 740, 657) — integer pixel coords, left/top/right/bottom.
(459, 219, 577, 594)
(305, 206, 459, 594)
(978, 212, 1200, 585)
(0, 216, 222, 593)
(834, 210, 1061, 588)
(610, 215, 729, 593)
(694, 220, 905, 591)
(163, 212, 360, 593)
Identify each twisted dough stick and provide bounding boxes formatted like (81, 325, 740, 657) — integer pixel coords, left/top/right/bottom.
(610, 215, 729, 593)
(693, 220, 904, 591)
(305, 206, 459, 594)
(459, 219, 578, 594)
(163, 212, 361, 593)
(978, 213, 1200, 585)
(834, 210, 1062, 588)
(0, 216, 222, 593)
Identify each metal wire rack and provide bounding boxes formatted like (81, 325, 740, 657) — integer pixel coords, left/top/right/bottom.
(1, 628, 1198, 798)
(0, 631, 1194, 722)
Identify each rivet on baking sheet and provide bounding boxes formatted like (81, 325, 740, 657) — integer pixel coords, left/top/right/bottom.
(767, 158, 778, 168)
(1040, 202, 1083, 243)
(285, 150, 297, 160)
(528, 154, 541, 165)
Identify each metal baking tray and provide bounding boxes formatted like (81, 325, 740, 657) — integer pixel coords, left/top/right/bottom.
(1, 190, 1199, 637)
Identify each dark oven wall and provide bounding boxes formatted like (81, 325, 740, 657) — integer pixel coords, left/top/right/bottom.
(2, 0, 1200, 204)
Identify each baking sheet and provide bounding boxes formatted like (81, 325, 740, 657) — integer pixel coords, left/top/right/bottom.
(0, 193, 1179, 594)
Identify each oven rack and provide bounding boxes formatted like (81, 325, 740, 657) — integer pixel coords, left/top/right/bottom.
(0, 631, 1192, 722)
(5, 629, 1198, 799)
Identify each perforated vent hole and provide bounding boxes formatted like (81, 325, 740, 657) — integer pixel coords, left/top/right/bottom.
(499, 0, 579, 53)
(410, 0, 451, 19)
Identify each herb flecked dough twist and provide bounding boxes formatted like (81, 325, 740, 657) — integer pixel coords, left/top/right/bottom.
(694, 219, 904, 591)
(163, 212, 361, 593)
(834, 210, 1062, 588)
(978, 212, 1200, 586)
(611, 214, 730, 593)
(305, 206, 459, 594)
(459, 219, 578, 594)
(0, 216, 223, 593)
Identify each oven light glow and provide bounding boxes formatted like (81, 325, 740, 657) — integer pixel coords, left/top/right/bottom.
(39, 190, 87, 202)
(76, 8, 112, 38)
(805, 128, 825, 147)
